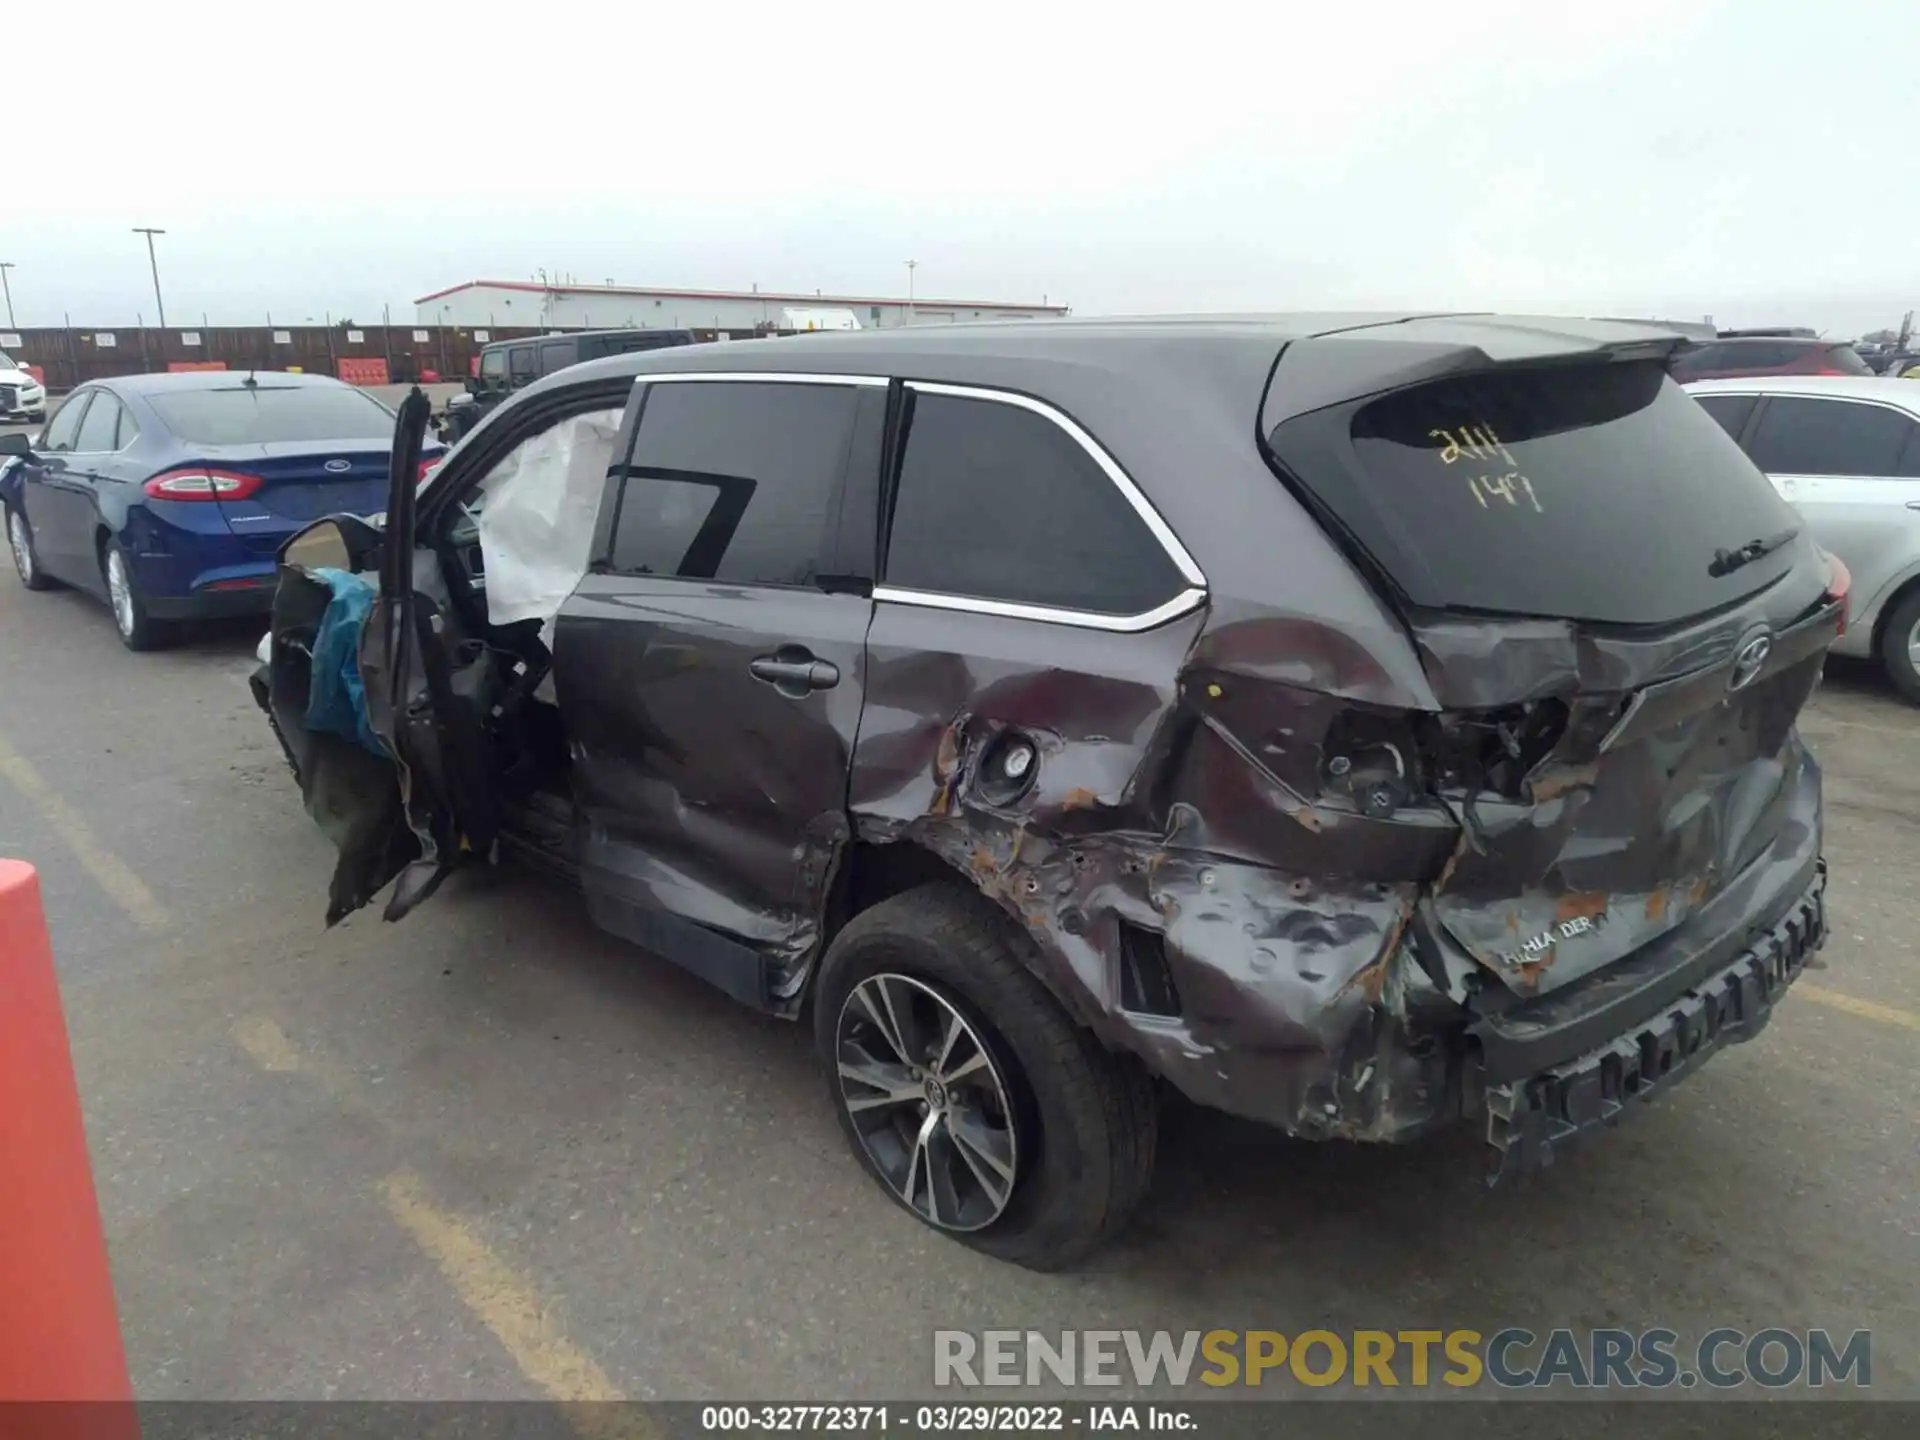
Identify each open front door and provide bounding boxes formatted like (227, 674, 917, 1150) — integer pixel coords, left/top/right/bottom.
(256, 388, 505, 924)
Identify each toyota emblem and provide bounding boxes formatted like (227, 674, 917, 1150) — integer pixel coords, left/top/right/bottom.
(323, 458, 352, 474)
(1728, 628, 1772, 692)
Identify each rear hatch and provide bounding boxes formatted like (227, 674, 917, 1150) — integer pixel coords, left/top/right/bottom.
(1262, 335, 1841, 1000)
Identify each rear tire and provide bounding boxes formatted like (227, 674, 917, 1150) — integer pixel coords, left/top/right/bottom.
(1879, 589, 1920, 704)
(102, 540, 170, 652)
(7, 505, 56, 591)
(813, 882, 1158, 1270)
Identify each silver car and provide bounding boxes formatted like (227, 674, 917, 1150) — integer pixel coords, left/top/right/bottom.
(1686, 376, 1920, 701)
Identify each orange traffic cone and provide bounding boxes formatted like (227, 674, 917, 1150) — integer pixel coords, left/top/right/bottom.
(0, 859, 137, 1436)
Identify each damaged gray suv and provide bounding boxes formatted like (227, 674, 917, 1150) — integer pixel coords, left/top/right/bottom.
(254, 315, 1844, 1268)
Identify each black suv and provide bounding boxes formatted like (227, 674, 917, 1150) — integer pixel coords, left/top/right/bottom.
(256, 316, 1842, 1267)
(440, 328, 697, 441)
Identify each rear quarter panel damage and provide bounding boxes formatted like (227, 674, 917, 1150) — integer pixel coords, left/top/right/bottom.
(847, 602, 1460, 1141)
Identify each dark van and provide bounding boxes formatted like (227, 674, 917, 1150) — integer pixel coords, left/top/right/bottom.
(441, 328, 697, 441)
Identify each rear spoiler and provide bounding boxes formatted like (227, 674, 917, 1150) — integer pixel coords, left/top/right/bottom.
(1594, 316, 1721, 343)
(1261, 315, 1692, 432)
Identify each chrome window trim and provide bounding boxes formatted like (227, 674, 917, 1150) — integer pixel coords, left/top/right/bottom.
(1748, 392, 1920, 425)
(872, 584, 1208, 633)
(629, 371, 890, 389)
(902, 380, 1207, 590)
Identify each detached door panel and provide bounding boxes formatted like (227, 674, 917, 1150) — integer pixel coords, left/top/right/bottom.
(552, 376, 880, 1010)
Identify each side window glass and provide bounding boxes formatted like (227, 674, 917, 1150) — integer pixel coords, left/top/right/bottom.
(1747, 397, 1913, 476)
(480, 350, 507, 381)
(610, 381, 858, 587)
(116, 405, 141, 449)
(74, 394, 123, 453)
(538, 342, 573, 377)
(41, 393, 92, 452)
(883, 390, 1186, 617)
(508, 347, 536, 385)
(1693, 393, 1757, 442)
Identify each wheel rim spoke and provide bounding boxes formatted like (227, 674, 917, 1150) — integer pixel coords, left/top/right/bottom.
(946, 1106, 1016, 1208)
(854, 977, 913, 1065)
(109, 555, 133, 632)
(836, 971, 1020, 1234)
(933, 1005, 965, 1076)
(907, 1109, 945, 1223)
(1907, 619, 1920, 667)
(940, 1047, 990, 1086)
(838, 1045, 923, 1114)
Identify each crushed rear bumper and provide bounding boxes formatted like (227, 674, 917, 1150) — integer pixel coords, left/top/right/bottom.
(1482, 860, 1826, 1178)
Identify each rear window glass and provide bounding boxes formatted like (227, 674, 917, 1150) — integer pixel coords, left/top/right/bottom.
(147, 386, 395, 444)
(1268, 361, 1803, 627)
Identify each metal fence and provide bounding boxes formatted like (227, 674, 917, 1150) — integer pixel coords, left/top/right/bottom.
(0, 323, 776, 391)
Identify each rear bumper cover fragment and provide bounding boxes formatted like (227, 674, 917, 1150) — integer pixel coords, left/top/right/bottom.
(1484, 859, 1826, 1179)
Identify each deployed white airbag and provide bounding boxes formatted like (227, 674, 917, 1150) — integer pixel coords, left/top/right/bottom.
(476, 408, 625, 628)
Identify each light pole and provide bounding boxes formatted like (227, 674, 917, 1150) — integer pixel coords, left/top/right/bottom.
(0, 262, 14, 328)
(905, 260, 917, 327)
(132, 227, 167, 328)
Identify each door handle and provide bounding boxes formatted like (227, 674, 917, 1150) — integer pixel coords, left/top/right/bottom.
(1906, 501, 1920, 511)
(750, 653, 840, 695)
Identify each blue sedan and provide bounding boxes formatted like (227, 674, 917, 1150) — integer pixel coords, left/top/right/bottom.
(2, 371, 444, 650)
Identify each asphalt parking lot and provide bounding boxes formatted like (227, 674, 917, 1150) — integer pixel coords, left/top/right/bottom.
(1, 541, 1917, 1415)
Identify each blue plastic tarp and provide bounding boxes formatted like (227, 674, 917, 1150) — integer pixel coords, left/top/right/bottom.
(303, 567, 386, 756)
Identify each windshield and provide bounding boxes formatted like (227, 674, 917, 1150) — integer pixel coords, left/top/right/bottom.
(1268, 360, 1804, 627)
(0, 351, 17, 370)
(148, 385, 396, 445)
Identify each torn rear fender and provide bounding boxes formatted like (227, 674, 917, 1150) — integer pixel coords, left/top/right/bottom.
(848, 604, 1471, 1140)
(859, 809, 1457, 1140)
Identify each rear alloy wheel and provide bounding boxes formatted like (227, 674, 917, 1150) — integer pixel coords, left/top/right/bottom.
(104, 542, 166, 651)
(836, 973, 1021, 1233)
(1880, 588, 1920, 704)
(815, 883, 1158, 1269)
(8, 506, 55, 591)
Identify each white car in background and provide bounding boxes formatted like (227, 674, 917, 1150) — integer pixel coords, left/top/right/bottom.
(1687, 376, 1920, 701)
(0, 350, 46, 422)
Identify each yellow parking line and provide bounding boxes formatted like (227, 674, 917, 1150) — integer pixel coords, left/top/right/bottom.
(232, 1015, 303, 1072)
(231, 1016, 653, 1436)
(382, 1171, 660, 1440)
(0, 730, 170, 931)
(1798, 983, 1920, 1034)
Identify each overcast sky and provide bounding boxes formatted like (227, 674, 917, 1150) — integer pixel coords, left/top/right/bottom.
(7, 1, 1915, 336)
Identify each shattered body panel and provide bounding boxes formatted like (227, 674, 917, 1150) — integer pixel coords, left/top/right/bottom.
(846, 587, 1836, 1144)
(848, 603, 1457, 1141)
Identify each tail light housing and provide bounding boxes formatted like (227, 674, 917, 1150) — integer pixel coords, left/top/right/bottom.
(143, 468, 263, 501)
(1822, 551, 1851, 635)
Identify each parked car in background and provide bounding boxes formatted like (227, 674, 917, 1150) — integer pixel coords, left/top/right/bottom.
(1687, 375, 1920, 699)
(2, 371, 443, 650)
(1671, 336, 1873, 383)
(440, 327, 698, 443)
(0, 349, 47, 422)
(254, 316, 1840, 1265)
